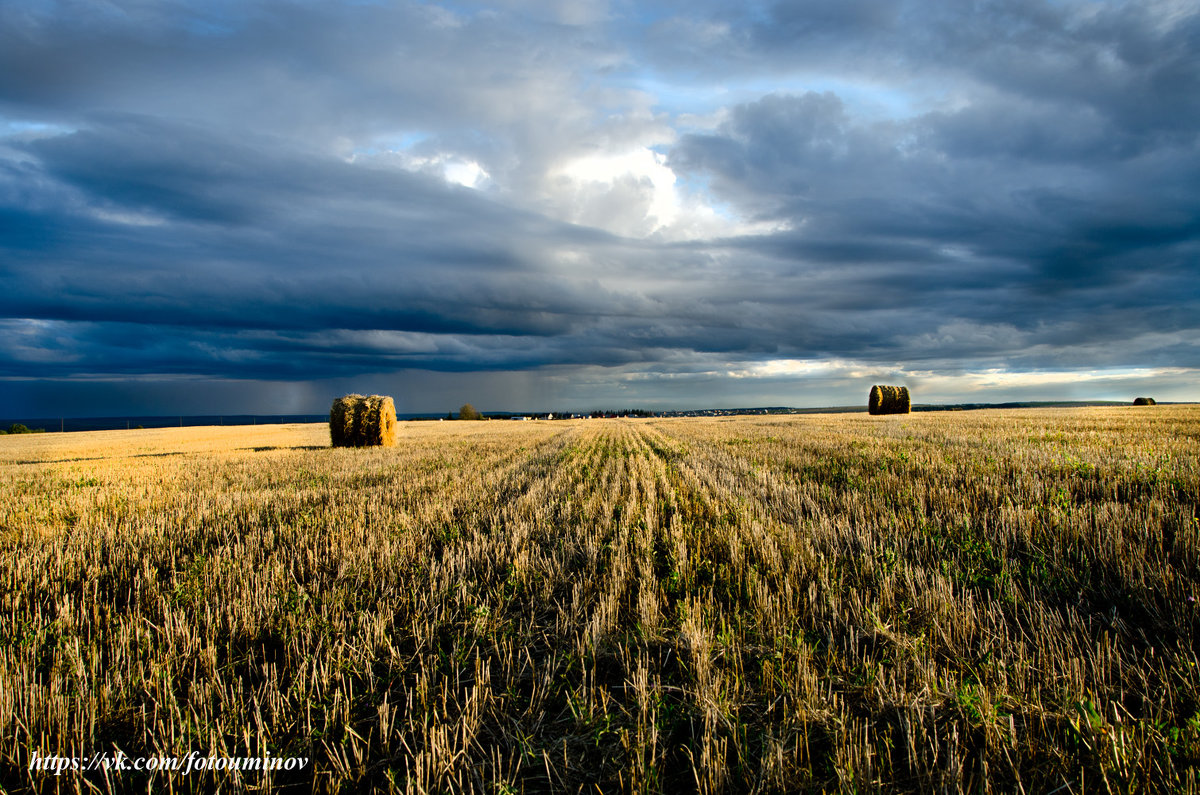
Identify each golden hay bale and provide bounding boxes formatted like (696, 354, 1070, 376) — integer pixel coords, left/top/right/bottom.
(329, 394, 397, 447)
(1133, 397, 1157, 406)
(869, 385, 911, 415)
(329, 394, 357, 447)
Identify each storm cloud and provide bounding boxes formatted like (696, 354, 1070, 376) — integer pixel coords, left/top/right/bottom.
(1, 0, 1196, 414)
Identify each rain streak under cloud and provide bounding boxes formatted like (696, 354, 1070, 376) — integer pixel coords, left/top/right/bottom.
(0, 0, 1197, 415)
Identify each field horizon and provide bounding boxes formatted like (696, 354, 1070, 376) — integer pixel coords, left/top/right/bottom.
(2, 407, 1199, 793)
(3, 399, 1191, 435)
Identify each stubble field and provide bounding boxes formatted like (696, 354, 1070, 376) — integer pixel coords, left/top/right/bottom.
(1, 407, 1199, 793)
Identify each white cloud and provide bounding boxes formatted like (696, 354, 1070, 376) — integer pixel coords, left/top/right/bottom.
(443, 159, 490, 189)
(349, 145, 492, 190)
(90, 207, 167, 226)
(731, 358, 863, 379)
(553, 147, 678, 233)
(637, 356, 1200, 405)
(545, 144, 791, 240)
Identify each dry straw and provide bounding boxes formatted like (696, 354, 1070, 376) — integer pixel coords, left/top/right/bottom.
(1133, 397, 1157, 406)
(868, 385, 911, 415)
(329, 394, 397, 447)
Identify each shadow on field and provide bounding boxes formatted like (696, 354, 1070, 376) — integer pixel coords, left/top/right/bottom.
(247, 445, 327, 452)
(10, 451, 186, 465)
(10, 456, 104, 465)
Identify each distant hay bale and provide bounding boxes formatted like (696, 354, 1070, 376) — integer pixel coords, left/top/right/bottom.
(869, 385, 911, 415)
(329, 394, 397, 447)
(1133, 397, 1157, 406)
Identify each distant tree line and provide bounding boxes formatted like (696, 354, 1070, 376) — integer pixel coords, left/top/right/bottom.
(1, 423, 46, 435)
(589, 409, 655, 418)
(439, 406, 657, 421)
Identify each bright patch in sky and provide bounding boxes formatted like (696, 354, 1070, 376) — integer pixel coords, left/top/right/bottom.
(951, 368, 1196, 389)
(350, 143, 491, 190)
(90, 207, 167, 227)
(551, 146, 791, 240)
(733, 359, 863, 379)
(443, 159, 490, 189)
(1, 119, 76, 137)
(557, 147, 680, 230)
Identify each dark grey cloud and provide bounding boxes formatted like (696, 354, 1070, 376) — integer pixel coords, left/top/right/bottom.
(673, 86, 1199, 284)
(1, 116, 616, 333)
(0, 0, 1197, 414)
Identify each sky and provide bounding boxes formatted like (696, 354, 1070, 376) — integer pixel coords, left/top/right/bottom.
(1, 0, 1197, 416)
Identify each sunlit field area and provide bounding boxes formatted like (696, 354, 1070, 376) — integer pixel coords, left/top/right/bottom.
(2, 408, 1199, 793)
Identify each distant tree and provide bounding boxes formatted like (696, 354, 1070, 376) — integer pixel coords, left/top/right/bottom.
(446, 411, 455, 421)
(458, 403, 482, 421)
(7, 423, 30, 434)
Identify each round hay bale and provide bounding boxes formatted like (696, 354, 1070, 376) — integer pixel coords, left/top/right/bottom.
(329, 393, 359, 447)
(329, 394, 397, 447)
(869, 385, 911, 415)
(1132, 397, 1156, 406)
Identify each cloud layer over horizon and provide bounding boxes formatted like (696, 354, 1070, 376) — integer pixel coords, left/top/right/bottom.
(2, 0, 1197, 414)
